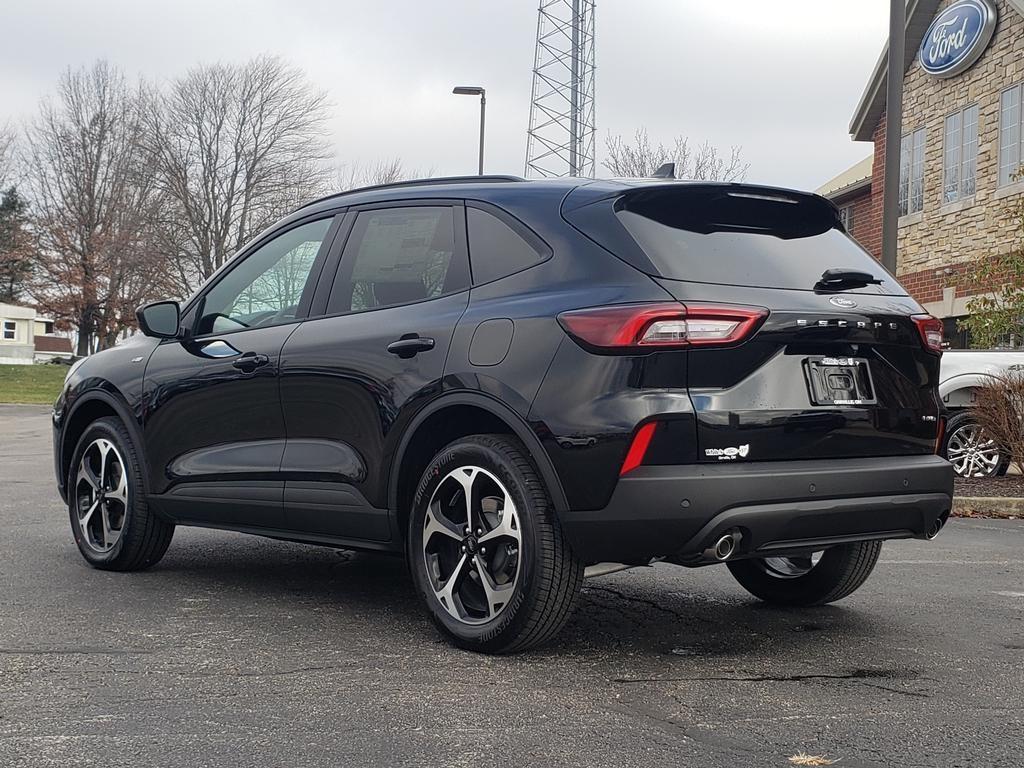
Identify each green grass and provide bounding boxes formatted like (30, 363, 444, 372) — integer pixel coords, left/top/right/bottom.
(0, 363, 68, 405)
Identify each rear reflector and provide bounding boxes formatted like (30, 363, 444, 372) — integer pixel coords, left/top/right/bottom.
(620, 422, 657, 476)
(557, 302, 767, 350)
(912, 314, 944, 354)
(934, 415, 946, 455)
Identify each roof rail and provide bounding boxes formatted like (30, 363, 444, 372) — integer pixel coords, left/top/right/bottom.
(298, 174, 525, 211)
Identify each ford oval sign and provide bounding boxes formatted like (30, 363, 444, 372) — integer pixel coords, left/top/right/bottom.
(919, 0, 997, 79)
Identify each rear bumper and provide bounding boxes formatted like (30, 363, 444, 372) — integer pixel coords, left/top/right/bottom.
(558, 454, 954, 563)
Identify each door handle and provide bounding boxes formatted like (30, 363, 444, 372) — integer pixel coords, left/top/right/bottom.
(387, 335, 435, 359)
(232, 352, 270, 372)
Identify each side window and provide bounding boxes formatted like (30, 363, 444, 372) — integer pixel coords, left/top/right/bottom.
(327, 206, 467, 314)
(466, 207, 545, 284)
(196, 218, 332, 335)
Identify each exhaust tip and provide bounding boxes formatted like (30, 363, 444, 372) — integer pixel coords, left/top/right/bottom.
(705, 529, 742, 561)
(925, 512, 948, 540)
(714, 535, 736, 560)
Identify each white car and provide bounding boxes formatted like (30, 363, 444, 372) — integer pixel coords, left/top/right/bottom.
(939, 350, 1024, 477)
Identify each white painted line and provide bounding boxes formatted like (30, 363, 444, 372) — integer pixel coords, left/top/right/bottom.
(881, 560, 1024, 565)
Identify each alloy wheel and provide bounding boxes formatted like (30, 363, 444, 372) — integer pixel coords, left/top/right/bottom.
(422, 466, 522, 625)
(74, 438, 128, 553)
(946, 423, 1002, 478)
(756, 552, 824, 579)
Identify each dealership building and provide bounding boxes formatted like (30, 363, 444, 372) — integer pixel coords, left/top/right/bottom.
(819, 0, 1024, 346)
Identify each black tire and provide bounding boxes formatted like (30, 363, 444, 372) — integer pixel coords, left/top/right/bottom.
(726, 541, 882, 606)
(67, 416, 174, 571)
(408, 434, 583, 653)
(942, 410, 1010, 478)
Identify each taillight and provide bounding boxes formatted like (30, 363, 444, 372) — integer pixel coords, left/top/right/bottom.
(557, 302, 768, 351)
(912, 314, 944, 354)
(620, 422, 657, 476)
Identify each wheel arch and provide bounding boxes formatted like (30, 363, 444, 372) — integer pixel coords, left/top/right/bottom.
(388, 393, 569, 541)
(60, 390, 150, 497)
(940, 373, 1001, 408)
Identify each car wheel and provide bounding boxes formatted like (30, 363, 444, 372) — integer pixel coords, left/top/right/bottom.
(408, 434, 583, 654)
(726, 540, 882, 606)
(68, 416, 174, 571)
(942, 411, 1010, 478)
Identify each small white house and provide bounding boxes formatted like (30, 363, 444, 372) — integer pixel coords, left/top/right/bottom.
(0, 302, 73, 364)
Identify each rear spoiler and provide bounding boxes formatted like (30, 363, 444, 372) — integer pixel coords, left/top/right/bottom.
(615, 184, 840, 239)
(561, 181, 842, 274)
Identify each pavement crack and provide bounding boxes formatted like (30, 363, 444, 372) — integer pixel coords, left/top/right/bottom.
(856, 681, 932, 698)
(181, 664, 346, 678)
(583, 584, 709, 623)
(612, 669, 918, 684)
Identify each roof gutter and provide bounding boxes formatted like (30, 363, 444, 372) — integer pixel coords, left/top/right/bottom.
(849, 0, 937, 142)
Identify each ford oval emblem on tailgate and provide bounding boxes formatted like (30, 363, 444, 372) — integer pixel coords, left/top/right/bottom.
(828, 296, 858, 308)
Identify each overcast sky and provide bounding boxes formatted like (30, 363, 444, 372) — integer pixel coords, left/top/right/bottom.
(2, 0, 889, 191)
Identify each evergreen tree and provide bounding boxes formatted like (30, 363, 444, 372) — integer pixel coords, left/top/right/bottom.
(0, 186, 31, 303)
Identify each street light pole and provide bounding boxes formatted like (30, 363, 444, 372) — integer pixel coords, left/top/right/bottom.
(881, 0, 905, 273)
(453, 86, 486, 175)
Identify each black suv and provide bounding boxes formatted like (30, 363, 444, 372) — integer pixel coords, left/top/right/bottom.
(53, 175, 954, 653)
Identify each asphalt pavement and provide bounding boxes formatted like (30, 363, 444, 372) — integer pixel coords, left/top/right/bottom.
(1, 403, 1022, 767)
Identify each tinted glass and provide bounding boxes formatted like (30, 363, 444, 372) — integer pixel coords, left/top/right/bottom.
(616, 188, 898, 294)
(328, 207, 467, 313)
(197, 218, 331, 335)
(466, 207, 544, 284)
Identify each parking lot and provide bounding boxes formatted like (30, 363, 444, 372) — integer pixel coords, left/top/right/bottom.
(1, 403, 1022, 767)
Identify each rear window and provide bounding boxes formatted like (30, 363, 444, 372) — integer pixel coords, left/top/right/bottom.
(615, 187, 898, 294)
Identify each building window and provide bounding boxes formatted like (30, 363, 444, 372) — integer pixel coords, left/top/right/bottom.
(2, 321, 15, 341)
(1000, 84, 1023, 187)
(944, 105, 979, 202)
(899, 128, 926, 216)
(838, 204, 854, 233)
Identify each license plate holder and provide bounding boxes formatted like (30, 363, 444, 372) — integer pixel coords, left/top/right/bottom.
(803, 356, 876, 406)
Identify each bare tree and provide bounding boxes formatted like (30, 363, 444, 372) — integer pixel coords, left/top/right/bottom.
(0, 124, 16, 190)
(24, 61, 161, 355)
(603, 128, 748, 182)
(141, 56, 333, 296)
(336, 158, 435, 191)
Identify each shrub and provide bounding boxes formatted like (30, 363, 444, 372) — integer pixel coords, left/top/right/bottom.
(971, 371, 1024, 474)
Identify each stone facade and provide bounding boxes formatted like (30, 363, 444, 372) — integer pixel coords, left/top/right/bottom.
(897, 0, 1024, 296)
(845, 0, 1024, 318)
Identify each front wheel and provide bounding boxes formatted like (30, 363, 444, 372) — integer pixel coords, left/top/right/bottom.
(726, 540, 882, 606)
(408, 434, 583, 654)
(68, 417, 175, 571)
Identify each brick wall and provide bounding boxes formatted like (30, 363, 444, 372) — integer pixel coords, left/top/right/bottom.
(898, 249, 1020, 306)
(844, 187, 877, 253)
(864, 116, 887, 262)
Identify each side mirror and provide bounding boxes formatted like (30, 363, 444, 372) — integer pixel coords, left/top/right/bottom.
(136, 301, 181, 339)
